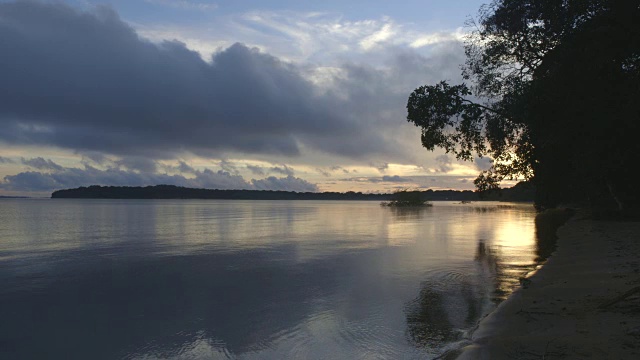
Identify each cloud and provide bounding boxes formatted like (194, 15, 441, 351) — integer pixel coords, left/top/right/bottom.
(269, 164, 295, 176)
(366, 175, 413, 183)
(0, 156, 15, 164)
(0, 2, 390, 160)
(246, 164, 265, 175)
(329, 166, 351, 174)
(21, 157, 64, 171)
(228, 11, 463, 64)
(409, 29, 465, 48)
(115, 156, 158, 173)
(160, 160, 196, 174)
(360, 22, 395, 50)
(251, 175, 318, 192)
(80, 151, 108, 165)
(219, 159, 239, 175)
(381, 175, 412, 182)
(177, 161, 196, 174)
(316, 168, 331, 177)
(0, 1, 466, 168)
(144, 0, 218, 11)
(475, 156, 493, 171)
(371, 162, 389, 173)
(435, 155, 453, 173)
(0, 162, 318, 193)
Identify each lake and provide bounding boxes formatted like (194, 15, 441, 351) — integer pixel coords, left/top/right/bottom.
(0, 199, 543, 359)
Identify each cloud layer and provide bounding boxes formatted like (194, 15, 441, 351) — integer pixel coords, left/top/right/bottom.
(0, 1, 464, 162)
(0, 1, 473, 194)
(1, 159, 318, 193)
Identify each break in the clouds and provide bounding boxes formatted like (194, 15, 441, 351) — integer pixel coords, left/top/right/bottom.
(1, 159, 318, 193)
(0, 1, 463, 162)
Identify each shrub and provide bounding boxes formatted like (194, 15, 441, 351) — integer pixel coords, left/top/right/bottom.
(381, 189, 432, 207)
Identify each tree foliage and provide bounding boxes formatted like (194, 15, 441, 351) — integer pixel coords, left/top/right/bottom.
(380, 189, 432, 207)
(407, 0, 640, 212)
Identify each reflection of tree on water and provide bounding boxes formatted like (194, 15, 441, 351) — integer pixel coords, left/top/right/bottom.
(405, 240, 496, 349)
(475, 239, 517, 302)
(405, 286, 459, 348)
(534, 208, 574, 262)
(387, 206, 430, 221)
(404, 239, 511, 350)
(405, 209, 575, 352)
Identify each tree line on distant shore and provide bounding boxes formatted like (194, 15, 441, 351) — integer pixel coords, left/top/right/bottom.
(406, 0, 639, 215)
(51, 182, 534, 202)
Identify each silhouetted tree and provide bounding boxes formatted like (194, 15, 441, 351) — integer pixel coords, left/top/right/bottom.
(380, 188, 432, 207)
(407, 0, 640, 212)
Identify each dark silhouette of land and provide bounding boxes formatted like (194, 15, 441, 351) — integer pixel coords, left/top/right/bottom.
(51, 182, 534, 201)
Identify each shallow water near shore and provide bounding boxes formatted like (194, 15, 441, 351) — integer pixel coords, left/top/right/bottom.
(1, 199, 544, 359)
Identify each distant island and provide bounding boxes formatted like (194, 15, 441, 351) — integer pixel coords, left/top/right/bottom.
(51, 182, 534, 202)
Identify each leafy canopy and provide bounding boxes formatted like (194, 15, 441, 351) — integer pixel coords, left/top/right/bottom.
(407, 0, 640, 210)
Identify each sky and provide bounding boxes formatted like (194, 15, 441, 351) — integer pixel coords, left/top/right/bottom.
(0, 0, 501, 197)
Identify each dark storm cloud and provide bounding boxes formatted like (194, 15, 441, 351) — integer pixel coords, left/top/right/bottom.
(0, 163, 318, 192)
(0, 1, 467, 164)
(21, 157, 64, 171)
(0, 1, 395, 160)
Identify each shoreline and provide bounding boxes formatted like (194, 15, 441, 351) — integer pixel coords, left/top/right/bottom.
(455, 216, 640, 359)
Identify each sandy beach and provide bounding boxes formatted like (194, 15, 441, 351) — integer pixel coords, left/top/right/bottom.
(457, 216, 640, 359)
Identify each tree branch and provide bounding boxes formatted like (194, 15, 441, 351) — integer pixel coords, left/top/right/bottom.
(453, 94, 511, 118)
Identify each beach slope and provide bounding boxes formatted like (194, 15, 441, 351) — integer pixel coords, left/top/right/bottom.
(458, 218, 640, 359)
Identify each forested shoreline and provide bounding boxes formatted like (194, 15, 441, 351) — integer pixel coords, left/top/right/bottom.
(51, 182, 534, 202)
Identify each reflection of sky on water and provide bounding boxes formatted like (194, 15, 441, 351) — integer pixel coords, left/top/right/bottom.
(0, 199, 542, 359)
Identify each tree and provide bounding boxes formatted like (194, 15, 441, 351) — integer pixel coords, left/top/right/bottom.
(380, 189, 432, 207)
(407, 0, 640, 212)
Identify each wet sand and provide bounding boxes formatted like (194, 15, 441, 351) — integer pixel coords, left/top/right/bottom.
(457, 217, 640, 359)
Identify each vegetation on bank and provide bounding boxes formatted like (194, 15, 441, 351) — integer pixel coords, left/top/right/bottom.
(51, 182, 534, 201)
(406, 1, 639, 216)
(380, 189, 433, 207)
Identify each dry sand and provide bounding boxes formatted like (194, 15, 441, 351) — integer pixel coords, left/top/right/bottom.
(456, 217, 640, 359)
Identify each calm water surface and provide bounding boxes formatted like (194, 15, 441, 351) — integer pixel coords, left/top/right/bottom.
(0, 199, 543, 359)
